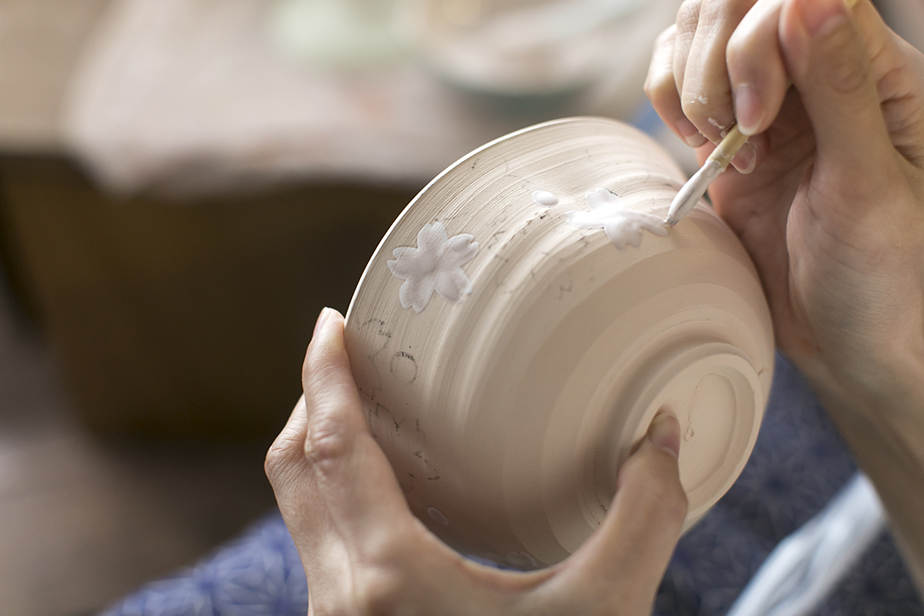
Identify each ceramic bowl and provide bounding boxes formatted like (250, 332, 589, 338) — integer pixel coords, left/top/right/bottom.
(344, 117, 774, 569)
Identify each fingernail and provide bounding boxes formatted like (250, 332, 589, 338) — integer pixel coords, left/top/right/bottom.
(648, 412, 681, 459)
(676, 117, 707, 148)
(731, 142, 757, 174)
(313, 307, 332, 339)
(799, 0, 848, 38)
(733, 84, 763, 136)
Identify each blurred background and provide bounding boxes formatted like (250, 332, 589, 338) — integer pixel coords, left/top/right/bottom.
(0, 0, 922, 615)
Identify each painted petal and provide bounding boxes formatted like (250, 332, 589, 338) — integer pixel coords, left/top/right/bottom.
(417, 222, 448, 255)
(585, 188, 621, 210)
(388, 247, 421, 279)
(626, 225, 643, 248)
(391, 245, 440, 279)
(399, 275, 437, 313)
(451, 267, 474, 295)
(441, 235, 478, 269)
(434, 268, 472, 303)
(603, 224, 631, 249)
(567, 210, 605, 229)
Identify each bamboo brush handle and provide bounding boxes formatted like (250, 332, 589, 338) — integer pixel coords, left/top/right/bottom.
(706, 125, 750, 168)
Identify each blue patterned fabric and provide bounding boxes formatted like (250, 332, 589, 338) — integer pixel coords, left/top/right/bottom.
(654, 355, 924, 616)
(103, 514, 309, 616)
(103, 355, 924, 616)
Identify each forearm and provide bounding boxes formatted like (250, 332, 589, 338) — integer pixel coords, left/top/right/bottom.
(815, 361, 924, 593)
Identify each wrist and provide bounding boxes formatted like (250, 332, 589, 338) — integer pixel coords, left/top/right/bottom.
(823, 361, 924, 454)
(794, 336, 924, 475)
(804, 331, 924, 425)
(806, 352, 924, 593)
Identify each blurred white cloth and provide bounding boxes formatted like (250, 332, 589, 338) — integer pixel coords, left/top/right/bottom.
(61, 0, 679, 196)
(727, 473, 886, 616)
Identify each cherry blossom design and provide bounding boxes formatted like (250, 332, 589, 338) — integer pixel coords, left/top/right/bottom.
(388, 222, 479, 313)
(566, 188, 668, 249)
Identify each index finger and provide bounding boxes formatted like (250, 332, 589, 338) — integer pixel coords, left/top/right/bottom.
(300, 308, 417, 553)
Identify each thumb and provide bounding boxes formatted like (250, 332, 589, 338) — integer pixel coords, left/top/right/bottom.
(780, 0, 892, 172)
(564, 412, 687, 600)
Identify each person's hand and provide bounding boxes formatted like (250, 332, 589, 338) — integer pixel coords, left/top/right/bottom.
(645, 0, 924, 584)
(266, 308, 687, 616)
(646, 0, 924, 414)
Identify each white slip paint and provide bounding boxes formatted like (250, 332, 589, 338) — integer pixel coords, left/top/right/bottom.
(388, 222, 479, 312)
(531, 189, 559, 207)
(567, 188, 668, 249)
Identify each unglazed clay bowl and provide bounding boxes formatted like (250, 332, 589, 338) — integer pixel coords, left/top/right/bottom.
(344, 117, 774, 570)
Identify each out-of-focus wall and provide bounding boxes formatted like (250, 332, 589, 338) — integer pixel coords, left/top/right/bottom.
(877, 0, 924, 51)
(0, 0, 112, 151)
(0, 156, 415, 439)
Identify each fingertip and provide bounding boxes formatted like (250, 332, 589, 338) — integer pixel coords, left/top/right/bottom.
(616, 438, 688, 531)
(312, 306, 333, 339)
(647, 411, 681, 460)
(730, 140, 759, 174)
(306, 308, 346, 365)
(565, 412, 687, 587)
(303, 307, 356, 404)
(680, 91, 735, 145)
(733, 84, 763, 136)
(617, 411, 686, 519)
(798, 0, 850, 38)
(677, 117, 708, 148)
(311, 307, 345, 345)
(724, 0, 791, 138)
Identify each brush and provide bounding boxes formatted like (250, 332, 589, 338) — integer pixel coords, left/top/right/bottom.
(663, 0, 860, 226)
(664, 126, 749, 226)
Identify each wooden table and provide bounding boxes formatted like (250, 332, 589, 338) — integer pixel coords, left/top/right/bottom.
(0, 0, 112, 151)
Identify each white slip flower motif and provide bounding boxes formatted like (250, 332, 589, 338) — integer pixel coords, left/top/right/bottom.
(566, 188, 669, 249)
(388, 222, 479, 313)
